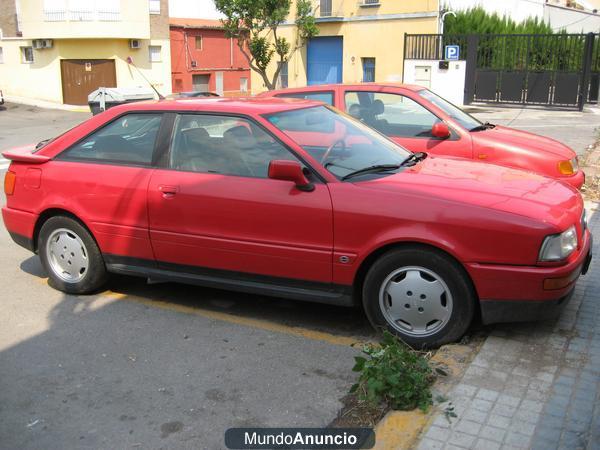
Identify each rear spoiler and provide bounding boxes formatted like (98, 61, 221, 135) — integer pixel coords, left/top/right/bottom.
(2, 145, 51, 164)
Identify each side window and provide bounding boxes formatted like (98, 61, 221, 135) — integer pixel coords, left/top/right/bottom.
(170, 114, 299, 178)
(58, 114, 162, 164)
(345, 91, 440, 138)
(275, 91, 334, 106)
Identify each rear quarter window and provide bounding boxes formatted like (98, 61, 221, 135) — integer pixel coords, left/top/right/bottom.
(57, 113, 162, 165)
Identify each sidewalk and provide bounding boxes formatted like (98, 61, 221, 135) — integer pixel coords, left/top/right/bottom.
(416, 202, 599, 450)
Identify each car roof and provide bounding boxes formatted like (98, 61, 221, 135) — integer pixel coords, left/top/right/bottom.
(264, 82, 427, 94)
(107, 97, 323, 115)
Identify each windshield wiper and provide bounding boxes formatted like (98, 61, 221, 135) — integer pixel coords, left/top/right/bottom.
(469, 122, 496, 132)
(341, 163, 403, 181)
(400, 152, 428, 167)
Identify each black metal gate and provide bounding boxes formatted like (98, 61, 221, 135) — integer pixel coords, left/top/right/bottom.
(404, 33, 599, 110)
(471, 33, 598, 109)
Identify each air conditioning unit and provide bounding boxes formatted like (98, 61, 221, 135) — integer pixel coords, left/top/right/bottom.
(190, 60, 197, 68)
(32, 39, 53, 49)
(129, 39, 141, 49)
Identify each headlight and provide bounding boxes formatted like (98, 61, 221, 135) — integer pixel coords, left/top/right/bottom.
(558, 157, 578, 175)
(539, 225, 578, 261)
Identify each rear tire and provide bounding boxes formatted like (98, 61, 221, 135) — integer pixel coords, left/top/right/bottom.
(362, 246, 475, 348)
(38, 216, 108, 294)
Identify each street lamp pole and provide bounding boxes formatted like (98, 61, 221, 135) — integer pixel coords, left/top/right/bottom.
(439, 10, 456, 59)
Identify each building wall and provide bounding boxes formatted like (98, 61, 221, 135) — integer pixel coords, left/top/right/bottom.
(446, 0, 544, 24)
(150, 0, 170, 39)
(446, 0, 600, 32)
(544, 4, 600, 32)
(19, 0, 151, 39)
(0, 0, 19, 37)
(403, 59, 467, 105)
(0, 37, 171, 103)
(170, 25, 250, 96)
(251, 10, 439, 93)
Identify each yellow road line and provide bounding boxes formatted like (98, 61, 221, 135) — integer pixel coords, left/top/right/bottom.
(115, 293, 361, 347)
(34, 275, 365, 346)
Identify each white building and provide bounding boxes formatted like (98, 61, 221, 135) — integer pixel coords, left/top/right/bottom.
(446, 0, 600, 33)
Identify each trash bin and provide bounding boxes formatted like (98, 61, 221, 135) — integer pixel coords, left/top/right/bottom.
(88, 87, 156, 115)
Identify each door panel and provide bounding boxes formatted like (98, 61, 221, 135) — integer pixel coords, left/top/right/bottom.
(61, 59, 116, 105)
(307, 37, 343, 85)
(147, 171, 333, 283)
(192, 74, 210, 92)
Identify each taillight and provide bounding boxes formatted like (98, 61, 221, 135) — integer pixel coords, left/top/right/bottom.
(4, 170, 16, 195)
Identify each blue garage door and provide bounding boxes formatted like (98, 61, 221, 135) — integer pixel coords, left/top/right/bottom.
(307, 37, 343, 85)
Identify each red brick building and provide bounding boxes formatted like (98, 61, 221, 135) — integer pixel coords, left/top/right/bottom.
(169, 18, 251, 96)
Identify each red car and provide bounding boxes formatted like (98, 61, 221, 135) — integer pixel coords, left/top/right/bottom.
(2, 98, 592, 347)
(260, 83, 584, 189)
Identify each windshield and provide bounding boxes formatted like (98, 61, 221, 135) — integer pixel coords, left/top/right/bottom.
(265, 106, 411, 180)
(418, 89, 482, 131)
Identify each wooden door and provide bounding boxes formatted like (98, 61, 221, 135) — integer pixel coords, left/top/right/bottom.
(60, 59, 117, 105)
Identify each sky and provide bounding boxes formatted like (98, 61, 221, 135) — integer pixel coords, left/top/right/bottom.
(168, 0, 224, 19)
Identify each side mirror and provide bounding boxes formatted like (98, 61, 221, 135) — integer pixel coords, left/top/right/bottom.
(268, 160, 315, 192)
(431, 122, 451, 139)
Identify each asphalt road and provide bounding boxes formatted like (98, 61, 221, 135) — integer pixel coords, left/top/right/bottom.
(0, 102, 598, 449)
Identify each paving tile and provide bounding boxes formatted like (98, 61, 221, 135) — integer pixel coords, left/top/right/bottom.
(448, 431, 476, 448)
(425, 425, 451, 441)
(455, 419, 482, 436)
(504, 431, 531, 448)
(416, 438, 445, 450)
(413, 209, 600, 450)
(479, 425, 506, 443)
(474, 438, 501, 450)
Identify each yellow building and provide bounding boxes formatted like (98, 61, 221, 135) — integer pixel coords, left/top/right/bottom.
(252, 0, 440, 93)
(0, 0, 172, 105)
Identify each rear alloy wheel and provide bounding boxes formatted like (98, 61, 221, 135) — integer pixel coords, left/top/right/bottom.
(363, 247, 475, 348)
(39, 216, 108, 294)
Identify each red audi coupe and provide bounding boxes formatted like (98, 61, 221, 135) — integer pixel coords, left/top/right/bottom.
(260, 84, 584, 189)
(2, 98, 592, 347)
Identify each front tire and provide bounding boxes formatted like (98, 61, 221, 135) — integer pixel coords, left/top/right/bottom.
(362, 246, 475, 348)
(38, 216, 108, 294)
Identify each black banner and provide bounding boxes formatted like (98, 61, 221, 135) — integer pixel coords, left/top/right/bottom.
(224, 428, 376, 449)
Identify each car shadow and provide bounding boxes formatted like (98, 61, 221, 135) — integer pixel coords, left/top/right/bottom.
(20, 253, 375, 341)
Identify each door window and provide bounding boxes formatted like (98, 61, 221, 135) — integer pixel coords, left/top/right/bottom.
(275, 91, 334, 105)
(169, 114, 299, 178)
(58, 113, 162, 164)
(345, 91, 440, 138)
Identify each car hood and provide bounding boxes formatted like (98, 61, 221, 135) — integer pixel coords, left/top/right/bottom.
(471, 125, 575, 160)
(359, 156, 581, 228)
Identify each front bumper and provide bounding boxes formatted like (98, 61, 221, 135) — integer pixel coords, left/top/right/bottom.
(562, 170, 585, 190)
(468, 229, 592, 324)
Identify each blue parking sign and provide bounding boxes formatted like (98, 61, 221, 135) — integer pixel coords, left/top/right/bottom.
(445, 45, 460, 60)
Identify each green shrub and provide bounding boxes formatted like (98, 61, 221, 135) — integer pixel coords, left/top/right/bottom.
(350, 331, 435, 412)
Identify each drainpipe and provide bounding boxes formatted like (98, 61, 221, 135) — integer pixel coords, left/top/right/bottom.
(230, 37, 233, 68)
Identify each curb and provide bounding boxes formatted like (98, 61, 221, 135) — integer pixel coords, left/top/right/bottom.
(373, 339, 484, 449)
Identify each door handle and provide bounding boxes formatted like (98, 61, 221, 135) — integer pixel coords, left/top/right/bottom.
(159, 184, 179, 198)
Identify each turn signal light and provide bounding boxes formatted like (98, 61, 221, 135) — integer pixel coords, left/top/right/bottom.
(543, 269, 581, 290)
(4, 171, 16, 195)
(558, 160, 574, 175)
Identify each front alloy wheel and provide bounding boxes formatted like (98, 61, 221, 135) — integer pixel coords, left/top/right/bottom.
(363, 246, 475, 348)
(379, 266, 453, 338)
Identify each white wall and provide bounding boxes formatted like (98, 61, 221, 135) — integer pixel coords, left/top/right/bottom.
(169, 0, 223, 19)
(445, 0, 545, 23)
(403, 59, 467, 106)
(545, 4, 600, 32)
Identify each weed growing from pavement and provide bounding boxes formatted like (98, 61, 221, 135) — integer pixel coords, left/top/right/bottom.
(350, 331, 435, 412)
